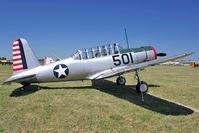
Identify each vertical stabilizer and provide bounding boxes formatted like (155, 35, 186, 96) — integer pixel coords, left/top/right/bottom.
(12, 38, 40, 75)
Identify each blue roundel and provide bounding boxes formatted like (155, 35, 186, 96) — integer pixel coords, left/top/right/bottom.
(53, 64, 69, 79)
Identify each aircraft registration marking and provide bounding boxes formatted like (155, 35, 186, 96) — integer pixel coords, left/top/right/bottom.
(112, 53, 134, 66)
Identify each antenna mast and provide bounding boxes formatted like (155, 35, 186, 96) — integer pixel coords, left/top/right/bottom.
(124, 28, 129, 49)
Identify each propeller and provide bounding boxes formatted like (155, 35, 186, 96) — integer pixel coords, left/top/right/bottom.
(157, 53, 167, 57)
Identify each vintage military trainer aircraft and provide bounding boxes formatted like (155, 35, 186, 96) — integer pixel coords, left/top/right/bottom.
(4, 38, 192, 96)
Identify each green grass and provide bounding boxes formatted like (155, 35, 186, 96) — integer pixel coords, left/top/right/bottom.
(0, 127, 3, 133)
(109, 114, 123, 121)
(0, 65, 199, 133)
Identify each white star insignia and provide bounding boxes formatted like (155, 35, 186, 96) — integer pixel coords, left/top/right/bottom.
(54, 65, 68, 78)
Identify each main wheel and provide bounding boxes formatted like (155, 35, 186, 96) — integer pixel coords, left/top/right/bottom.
(116, 76, 126, 85)
(136, 81, 148, 93)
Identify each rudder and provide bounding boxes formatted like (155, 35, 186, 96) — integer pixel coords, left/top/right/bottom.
(12, 38, 40, 74)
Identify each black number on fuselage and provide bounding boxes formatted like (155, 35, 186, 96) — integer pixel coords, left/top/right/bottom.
(121, 54, 129, 64)
(129, 52, 134, 63)
(112, 53, 134, 66)
(112, 55, 121, 66)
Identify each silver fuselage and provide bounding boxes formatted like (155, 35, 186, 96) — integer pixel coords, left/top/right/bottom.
(10, 50, 155, 84)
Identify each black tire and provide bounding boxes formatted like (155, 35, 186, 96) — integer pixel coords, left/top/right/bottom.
(116, 76, 126, 85)
(136, 81, 148, 93)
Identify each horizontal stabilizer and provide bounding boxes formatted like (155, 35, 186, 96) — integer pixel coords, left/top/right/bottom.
(4, 74, 36, 84)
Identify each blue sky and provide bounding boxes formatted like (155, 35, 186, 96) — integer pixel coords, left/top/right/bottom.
(0, 0, 198, 60)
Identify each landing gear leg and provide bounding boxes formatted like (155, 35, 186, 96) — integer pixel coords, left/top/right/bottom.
(135, 69, 149, 102)
(136, 70, 141, 85)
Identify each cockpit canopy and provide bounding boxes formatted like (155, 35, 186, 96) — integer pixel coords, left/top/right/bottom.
(73, 43, 121, 60)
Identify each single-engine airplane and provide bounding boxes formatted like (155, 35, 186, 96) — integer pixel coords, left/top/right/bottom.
(4, 38, 193, 95)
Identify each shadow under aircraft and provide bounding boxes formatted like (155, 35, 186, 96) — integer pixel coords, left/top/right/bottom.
(10, 79, 194, 116)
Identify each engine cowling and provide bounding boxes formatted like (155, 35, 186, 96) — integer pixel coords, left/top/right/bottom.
(120, 46, 157, 64)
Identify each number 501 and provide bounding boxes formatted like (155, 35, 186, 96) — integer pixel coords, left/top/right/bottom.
(112, 53, 134, 66)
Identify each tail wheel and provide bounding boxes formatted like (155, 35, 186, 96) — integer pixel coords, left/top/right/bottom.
(116, 76, 126, 85)
(21, 82, 30, 86)
(136, 81, 148, 93)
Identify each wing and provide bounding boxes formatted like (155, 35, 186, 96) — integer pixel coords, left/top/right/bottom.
(88, 52, 193, 80)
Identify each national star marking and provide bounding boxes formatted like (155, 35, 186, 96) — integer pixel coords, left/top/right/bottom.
(54, 65, 68, 78)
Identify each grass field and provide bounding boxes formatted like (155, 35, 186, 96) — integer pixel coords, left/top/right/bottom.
(0, 65, 199, 133)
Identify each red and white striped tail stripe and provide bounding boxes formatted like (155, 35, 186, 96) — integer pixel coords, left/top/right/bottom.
(13, 40, 23, 71)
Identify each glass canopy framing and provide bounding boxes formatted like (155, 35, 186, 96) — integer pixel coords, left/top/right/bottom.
(73, 43, 120, 60)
